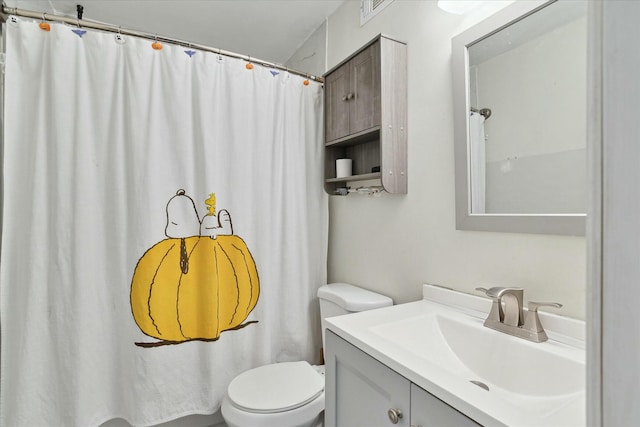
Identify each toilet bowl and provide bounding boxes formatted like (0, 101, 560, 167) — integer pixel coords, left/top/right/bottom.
(221, 283, 393, 427)
(221, 362, 325, 427)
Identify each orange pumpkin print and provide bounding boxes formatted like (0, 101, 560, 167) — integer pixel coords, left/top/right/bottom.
(130, 190, 259, 346)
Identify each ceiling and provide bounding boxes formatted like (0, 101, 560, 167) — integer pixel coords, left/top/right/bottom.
(3, 0, 344, 65)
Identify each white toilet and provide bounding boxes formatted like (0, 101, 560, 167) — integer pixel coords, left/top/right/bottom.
(221, 283, 393, 427)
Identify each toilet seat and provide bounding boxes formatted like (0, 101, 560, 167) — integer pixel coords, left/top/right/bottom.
(227, 361, 324, 414)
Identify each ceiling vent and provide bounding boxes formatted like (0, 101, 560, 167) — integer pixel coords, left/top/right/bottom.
(360, 0, 395, 26)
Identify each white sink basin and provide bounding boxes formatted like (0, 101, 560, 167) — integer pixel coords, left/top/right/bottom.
(371, 311, 584, 397)
(437, 313, 584, 397)
(325, 285, 586, 427)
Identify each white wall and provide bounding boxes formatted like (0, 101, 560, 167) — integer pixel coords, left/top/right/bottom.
(285, 20, 327, 78)
(318, 1, 586, 319)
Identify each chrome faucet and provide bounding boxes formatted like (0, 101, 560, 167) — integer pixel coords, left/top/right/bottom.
(475, 287, 562, 343)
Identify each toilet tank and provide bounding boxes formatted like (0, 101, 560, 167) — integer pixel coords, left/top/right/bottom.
(317, 283, 393, 350)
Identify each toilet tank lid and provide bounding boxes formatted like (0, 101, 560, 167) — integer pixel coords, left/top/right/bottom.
(317, 283, 393, 312)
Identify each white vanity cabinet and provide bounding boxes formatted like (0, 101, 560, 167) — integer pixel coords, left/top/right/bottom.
(410, 384, 480, 427)
(325, 330, 410, 426)
(325, 330, 480, 427)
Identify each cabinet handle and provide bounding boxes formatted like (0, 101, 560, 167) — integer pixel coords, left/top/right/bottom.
(388, 408, 403, 424)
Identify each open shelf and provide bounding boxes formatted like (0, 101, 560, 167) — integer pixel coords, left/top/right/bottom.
(325, 172, 382, 184)
(324, 138, 381, 193)
(326, 127, 380, 148)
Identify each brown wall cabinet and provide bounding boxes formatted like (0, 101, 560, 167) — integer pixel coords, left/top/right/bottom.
(324, 35, 407, 195)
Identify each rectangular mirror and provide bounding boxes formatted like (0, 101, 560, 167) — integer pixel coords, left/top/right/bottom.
(452, 0, 587, 235)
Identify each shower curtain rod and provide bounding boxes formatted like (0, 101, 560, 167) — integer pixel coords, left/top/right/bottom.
(0, 5, 324, 83)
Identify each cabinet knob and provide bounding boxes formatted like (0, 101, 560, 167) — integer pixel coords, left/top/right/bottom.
(388, 408, 403, 424)
(342, 93, 355, 101)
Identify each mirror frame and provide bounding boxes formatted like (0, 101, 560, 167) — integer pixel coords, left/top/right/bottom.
(452, 0, 586, 236)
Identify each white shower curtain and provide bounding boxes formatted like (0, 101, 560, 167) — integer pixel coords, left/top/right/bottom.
(469, 112, 486, 213)
(1, 17, 327, 426)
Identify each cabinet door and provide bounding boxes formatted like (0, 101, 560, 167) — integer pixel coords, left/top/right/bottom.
(410, 384, 481, 427)
(325, 64, 351, 142)
(325, 331, 410, 427)
(350, 41, 381, 135)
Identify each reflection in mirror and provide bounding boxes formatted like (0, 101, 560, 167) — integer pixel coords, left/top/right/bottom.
(452, 0, 587, 235)
(469, 1, 587, 214)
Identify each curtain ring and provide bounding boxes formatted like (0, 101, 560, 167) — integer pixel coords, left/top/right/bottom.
(114, 25, 125, 44)
(151, 34, 163, 50)
(39, 12, 51, 31)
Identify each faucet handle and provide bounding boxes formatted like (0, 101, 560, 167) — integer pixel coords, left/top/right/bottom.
(475, 287, 503, 323)
(523, 302, 563, 341)
(476, 286, 523, 298)
(528, 302, 563, 313)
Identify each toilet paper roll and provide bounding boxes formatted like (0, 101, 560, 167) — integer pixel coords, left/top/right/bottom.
(336, 159, 353, 178)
